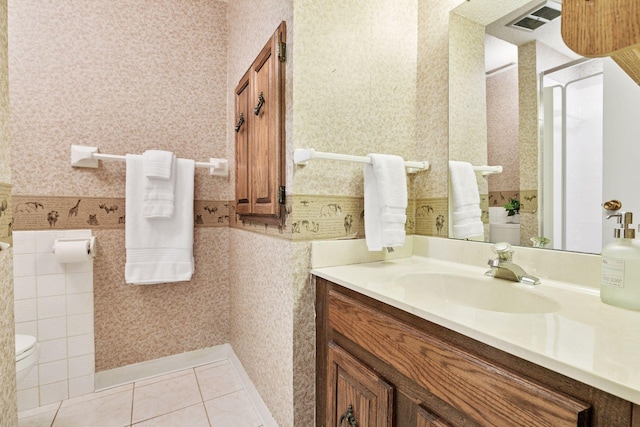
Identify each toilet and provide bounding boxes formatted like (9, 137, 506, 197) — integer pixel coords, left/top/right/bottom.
(490, 223, 521, 245)
(15, 334, 38, 382)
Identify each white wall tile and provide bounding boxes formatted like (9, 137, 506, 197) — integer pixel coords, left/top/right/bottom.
(14, 276, 37, 300)
(15, 321, 38, 337)
(66, 260, 92, 274)
(12, 231, 36, 254)
(66, 272, 92, 294)
(37, 317, 67, 341)
(69, 374, 95, 399)
(35, 252, 65, 276)
(67, 313, 93, 337)
(38, 338, 67, 364)
(15, 299, 37, 323)
(66, 293, 93, 316)
(37, 295, 66, 319)
(17, 366, 39, 391)
(14, 229, 96, 409)
(14, 254, 36, 277)
(39, 360, 68, 385)
(39, 380, 68, 405)
(35, 231, 65, 254)
(17, 387, 40, 412)
(37, 274, 66, 297)
(68, 334, 94, 358)
(68, 354, 94, 379)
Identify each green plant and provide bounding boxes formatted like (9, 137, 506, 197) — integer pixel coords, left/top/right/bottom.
(504, 198, 520, 216)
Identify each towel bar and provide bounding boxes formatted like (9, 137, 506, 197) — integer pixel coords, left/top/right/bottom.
(293, 148, 429, 173)
(70, 145, 229, 177)
(473, 165, 503, 176)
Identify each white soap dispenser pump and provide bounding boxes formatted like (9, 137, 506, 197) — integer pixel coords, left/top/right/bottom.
(600, 211, 640, 310)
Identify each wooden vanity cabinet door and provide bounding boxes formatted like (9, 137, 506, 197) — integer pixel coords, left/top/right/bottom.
(327, 342, 393, 427)
(233, 21, 286, 223)
(234, 70, 251, 215)
(249, 27, 281, 217)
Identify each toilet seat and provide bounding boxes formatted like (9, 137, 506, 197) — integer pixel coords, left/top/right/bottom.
(15, 334, 37, 362)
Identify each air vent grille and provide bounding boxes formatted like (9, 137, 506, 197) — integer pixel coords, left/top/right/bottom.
(531, 6, 562, 21)
(508, 2, 561, 32)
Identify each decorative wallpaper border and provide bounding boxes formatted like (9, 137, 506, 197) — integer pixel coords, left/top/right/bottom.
(488, 190, 537, 215)
(13, 194, 452, 241)
(231, 194, 449, 241)
(12, 196, 230, 231)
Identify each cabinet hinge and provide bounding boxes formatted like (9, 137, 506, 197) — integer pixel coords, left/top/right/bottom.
(278, 186, 286, 205)
(278, 42, 286, 62)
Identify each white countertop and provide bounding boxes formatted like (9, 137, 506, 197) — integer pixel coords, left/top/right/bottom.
(312, 254, 640, 405)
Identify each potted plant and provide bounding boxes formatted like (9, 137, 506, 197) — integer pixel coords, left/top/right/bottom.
(504, 198, 520, 223)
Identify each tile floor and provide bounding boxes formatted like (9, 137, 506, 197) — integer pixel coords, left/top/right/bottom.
(17, 359, 266, 427)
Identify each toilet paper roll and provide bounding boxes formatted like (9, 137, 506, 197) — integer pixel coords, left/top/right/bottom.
(54, 240, 91, 263)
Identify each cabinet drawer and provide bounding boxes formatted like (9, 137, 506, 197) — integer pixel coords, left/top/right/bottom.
(328, 290, 591, 426)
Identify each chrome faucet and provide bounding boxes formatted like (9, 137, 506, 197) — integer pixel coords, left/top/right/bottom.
(485, 242, 540, 285)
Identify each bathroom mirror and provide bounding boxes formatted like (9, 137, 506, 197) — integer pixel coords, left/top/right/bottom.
(448, 0, 640, 254)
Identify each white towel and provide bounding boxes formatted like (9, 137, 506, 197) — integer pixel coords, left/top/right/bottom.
(142, 151, 176, 218)
(143, 150, 174, 179)
(364, 154, 408, 251)
(449, 161, 484, 239)
(125, 154, 195, 285)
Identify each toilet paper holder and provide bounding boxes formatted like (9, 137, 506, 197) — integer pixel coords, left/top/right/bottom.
(52, 236, 96, 258)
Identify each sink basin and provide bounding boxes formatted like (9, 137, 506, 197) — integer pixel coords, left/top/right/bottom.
(392, 272, 561, 314)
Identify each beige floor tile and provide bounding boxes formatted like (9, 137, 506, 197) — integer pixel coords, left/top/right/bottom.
(195, 362, 243, 401)
(134, 368, 193, 388)
(61, 383, 133, 408)
(132, 372, 202, 424)
(18, 409, 58, 427)
(204, 390, 262, 427)
(53, 389, 133, 427)
(132, 403, 209, 427)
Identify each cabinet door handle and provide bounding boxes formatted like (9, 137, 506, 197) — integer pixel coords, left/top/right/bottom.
(339, 404, 358, 427)
(234, 113, 245, 132)
(254, 92, 265, 115)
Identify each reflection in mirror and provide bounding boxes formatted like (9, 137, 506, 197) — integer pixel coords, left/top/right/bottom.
(449, 0, 640, 254)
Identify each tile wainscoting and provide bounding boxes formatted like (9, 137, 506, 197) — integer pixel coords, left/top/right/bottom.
(13, 229, 95, 411)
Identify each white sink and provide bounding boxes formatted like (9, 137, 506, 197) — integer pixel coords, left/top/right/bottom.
(392, 272, 561, 314)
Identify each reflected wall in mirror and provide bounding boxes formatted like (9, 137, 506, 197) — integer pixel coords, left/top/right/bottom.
(449, 0, 640, 254)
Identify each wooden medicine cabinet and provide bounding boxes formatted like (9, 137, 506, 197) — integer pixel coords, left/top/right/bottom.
(234, 22, 286, 225)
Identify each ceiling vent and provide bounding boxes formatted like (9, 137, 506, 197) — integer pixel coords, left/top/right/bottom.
(508, 1, 562, 32)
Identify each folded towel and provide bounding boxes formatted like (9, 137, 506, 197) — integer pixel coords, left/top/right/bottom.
(143, 150, 174, 180)
(125, 154, 195, 285)
(364, 154, 408, 251)
(141, 150, 176, 219)
(449, 161, 484, 240)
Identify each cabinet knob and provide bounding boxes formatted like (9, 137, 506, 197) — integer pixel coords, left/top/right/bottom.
(339, 404, 358, 427)
(254, 92, 265, 115)
(234, 113, 245, 132)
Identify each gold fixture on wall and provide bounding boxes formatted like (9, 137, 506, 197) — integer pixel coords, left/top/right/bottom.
(561, 0, 640, 85)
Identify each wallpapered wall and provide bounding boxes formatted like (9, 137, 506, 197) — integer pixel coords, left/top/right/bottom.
(6, 1, 465, 426)
(0, 0, 17, 424)
(8, 0, 230, 372)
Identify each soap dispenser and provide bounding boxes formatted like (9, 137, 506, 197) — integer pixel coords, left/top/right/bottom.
(601, 211, 640, 310)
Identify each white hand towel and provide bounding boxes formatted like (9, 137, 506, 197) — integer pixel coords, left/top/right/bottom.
(143, 150, 174, 179)
(125, 154, 195, 285)
(364, 154, 408, 251)
(142, 151, 176, 219)
(449, 161, 484, 240)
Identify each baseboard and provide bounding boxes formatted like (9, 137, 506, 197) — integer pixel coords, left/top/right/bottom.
(94, 344, 231, 391)
(228, 348, 279, 427)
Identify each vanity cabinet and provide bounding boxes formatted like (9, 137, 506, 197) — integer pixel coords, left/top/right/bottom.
(234, 22, 286, 224)
(316, 277, 637, 426)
